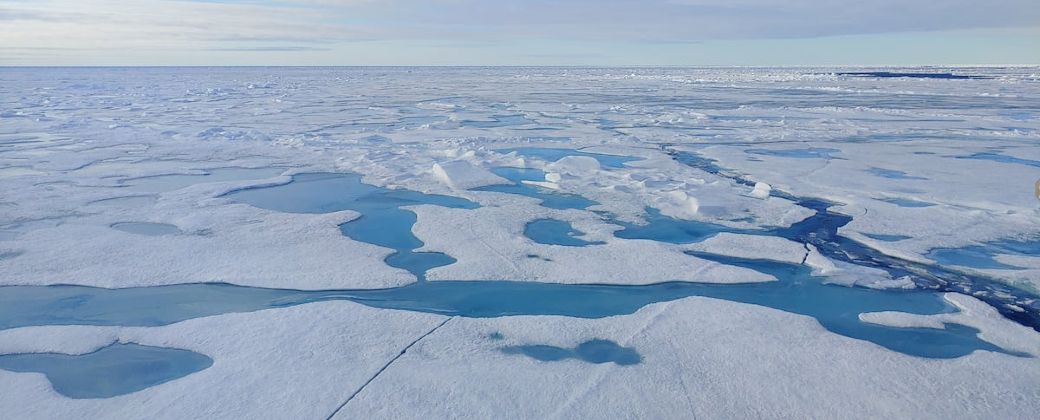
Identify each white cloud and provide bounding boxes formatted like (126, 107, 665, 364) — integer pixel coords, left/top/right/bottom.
(0, 0, 369, 50)
(0, 0, 1037, 64)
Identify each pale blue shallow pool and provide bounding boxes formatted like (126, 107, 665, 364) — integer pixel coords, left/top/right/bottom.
(863, 233, 912, 242)
(881, 197, 936, 208)
(927, 238, 1040, 270)
(745, 147, 841, 159)
(225, 172, 477, 281)
(524, 219, 604, 247)
(613, 207, 740, 244)
(0, 343, 211, 399)
(474, 167, 597, 210)
(502, 339, 641, 365)
(110, 222, 181, 236)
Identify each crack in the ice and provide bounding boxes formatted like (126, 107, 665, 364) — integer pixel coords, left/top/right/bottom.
(663, 146, 1040, 331)
(324, 316, 454, 420)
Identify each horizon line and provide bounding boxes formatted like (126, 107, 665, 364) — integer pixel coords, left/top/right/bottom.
(2, 64, 1039, 69)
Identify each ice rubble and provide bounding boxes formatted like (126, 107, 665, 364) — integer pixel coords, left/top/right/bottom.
(505, 146, 814, 227)
(431, 160, 508, 190)
(749, 181, 771, 199)
(799, 245, 914, 289)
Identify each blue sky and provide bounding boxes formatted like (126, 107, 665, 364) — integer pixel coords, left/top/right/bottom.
(1, 0, 1037, 65)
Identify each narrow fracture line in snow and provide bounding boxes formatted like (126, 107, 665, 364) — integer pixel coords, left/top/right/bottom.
(324, 316, 454, 420)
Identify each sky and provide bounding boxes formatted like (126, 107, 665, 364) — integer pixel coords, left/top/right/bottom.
(1, 0, 1038, 66)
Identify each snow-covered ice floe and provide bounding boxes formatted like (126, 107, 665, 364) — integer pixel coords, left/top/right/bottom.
(1, 66, 1039, 418)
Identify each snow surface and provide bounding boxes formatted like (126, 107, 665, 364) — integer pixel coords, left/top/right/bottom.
(1, 296, 1036, 419)
(412, 196, 775, 284)
(0, 301, 447, 419)
(340, 296, 1040, 419)
(2, 66, 1040, 418)
(684, 232, 808, 264)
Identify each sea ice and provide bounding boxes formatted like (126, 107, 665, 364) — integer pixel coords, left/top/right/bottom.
(412, 196, 775, 284)
(339, 296, 1040, 419)
(2, 66, 1039, 418)
(0, 301, 447, 419)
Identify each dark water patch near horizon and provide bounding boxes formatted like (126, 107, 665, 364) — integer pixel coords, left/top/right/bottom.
(834, 72, 989, 80)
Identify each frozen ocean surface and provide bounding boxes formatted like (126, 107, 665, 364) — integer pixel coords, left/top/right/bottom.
(1, 66, 1040, 419)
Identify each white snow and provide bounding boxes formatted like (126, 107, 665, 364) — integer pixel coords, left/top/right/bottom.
(340, 296, 1040, 419)
(2, 297, 1036, 419)
(0, 301, 447, 419)
(412, 195, 775, 284)
(654, 189, 700, 219)
(684, 232, 808, 264)
(545, 155, 601, 176)
(0, 139, 415, 289)
(749, 181, 771, 199)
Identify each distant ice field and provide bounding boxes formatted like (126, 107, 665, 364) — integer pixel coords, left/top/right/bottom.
(1, 67, 1039, 418)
